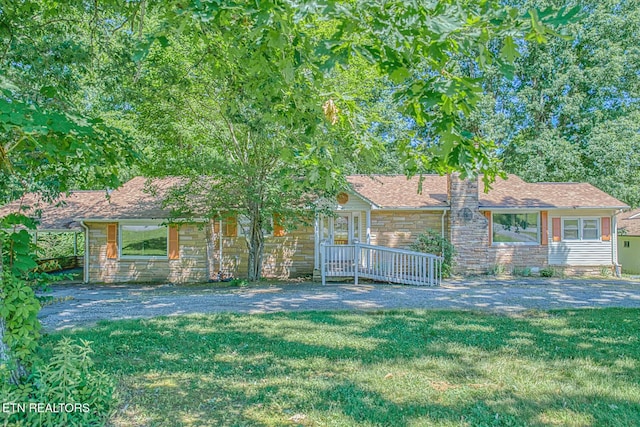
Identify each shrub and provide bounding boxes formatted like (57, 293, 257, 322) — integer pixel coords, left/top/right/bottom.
(540, 267, 555, 277)
(410, 230, 456, 278)
(487, 264, 507, 276)
(512, 267, 532, 277)
(1, 338, 115, 426)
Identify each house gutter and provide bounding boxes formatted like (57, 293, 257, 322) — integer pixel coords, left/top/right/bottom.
(79, 221, 90, 284)
(440, 210, 446, 240)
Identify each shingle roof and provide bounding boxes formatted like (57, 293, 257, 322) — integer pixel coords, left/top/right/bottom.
(0, 191, 108, 230)
(346, 175, 448, 208)
(84, 176, 183, 220)
(346, 174, 628, 210)
(618, 208, 640, 236)
(1, 175, 628, 229)
(0, 177, 183, 230)
(478, 175, 628, 209)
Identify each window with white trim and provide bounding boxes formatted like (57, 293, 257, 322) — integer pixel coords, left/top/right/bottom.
(562, 218, 600, 241)
(492, 212, 540, 245)
(120, 224, 168, 257)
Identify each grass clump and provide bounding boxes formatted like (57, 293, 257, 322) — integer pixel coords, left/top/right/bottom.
(39, 309, 640, 427)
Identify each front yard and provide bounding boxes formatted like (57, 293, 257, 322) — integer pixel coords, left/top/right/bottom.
(41, 309, 640, 426)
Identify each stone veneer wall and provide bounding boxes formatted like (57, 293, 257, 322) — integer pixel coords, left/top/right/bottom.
(212, 224, 316, 279)
(551, 265, 614, 276)
(448, 174, 491, 274)
(87, 222, 209, 283)
(369, 211, 445, 249)
(487, 246, 548, 269)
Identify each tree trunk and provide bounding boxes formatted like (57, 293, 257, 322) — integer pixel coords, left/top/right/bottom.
(246, 209, 264, 282)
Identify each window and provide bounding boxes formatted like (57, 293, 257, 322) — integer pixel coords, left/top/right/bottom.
(562, 219, 580, 240)
(492, 213, 539, 244)
(582, 219, 599, 240)
(624, 240, 630, 248)
(562, 218, 600, 241)
(120, 225, 168, 257)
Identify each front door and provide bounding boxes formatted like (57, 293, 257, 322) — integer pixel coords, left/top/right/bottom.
(321, 212, 361, 245)
(316, 212, 363, 269)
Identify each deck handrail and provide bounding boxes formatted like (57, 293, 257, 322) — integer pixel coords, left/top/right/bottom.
(320, 241, 442, 286)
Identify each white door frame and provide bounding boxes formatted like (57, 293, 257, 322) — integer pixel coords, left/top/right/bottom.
(314, 211, 363, 269)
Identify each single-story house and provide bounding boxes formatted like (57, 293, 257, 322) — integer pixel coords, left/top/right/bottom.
(0, 174, 628, 283)
(617, 208, 640, 274)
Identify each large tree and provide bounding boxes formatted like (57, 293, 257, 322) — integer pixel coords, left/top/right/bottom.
(122, 1, 576, 279)
(0, 0, 135, 381)
(473, 0, 640, 206)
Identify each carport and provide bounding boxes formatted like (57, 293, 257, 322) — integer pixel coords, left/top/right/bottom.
(0, 190, 109, 282)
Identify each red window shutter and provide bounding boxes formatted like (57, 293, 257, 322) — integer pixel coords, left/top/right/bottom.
(540, 211, 548, 246)
(601, 217, 611, 241)
(224, 216, 237, 237)
(484, 211, 492, 245)
(273, 213, 285, 237)
(552, 218, 562, 242)
(106, 223, 118, 259)
(169, 225, 179, 260)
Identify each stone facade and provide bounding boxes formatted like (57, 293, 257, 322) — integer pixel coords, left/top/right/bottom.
(213, 224, 316, 279)
(551, 265, 614, 277)
(369, 211, 445, 249)
(447, 174, 491, 274)
(88, 220, 318, 283)
(487, 246, 548, 270)
(87, 222, 209, 283)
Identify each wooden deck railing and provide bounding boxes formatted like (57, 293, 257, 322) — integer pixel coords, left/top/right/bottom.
(320, 241, 442, 286)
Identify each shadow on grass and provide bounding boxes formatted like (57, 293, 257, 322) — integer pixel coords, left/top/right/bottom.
(39, 309, 640, 426)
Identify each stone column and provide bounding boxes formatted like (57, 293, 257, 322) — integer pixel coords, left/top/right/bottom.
(448, 173, 490, 275)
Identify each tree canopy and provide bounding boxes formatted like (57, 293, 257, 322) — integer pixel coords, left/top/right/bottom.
(472, 0, 640, 206)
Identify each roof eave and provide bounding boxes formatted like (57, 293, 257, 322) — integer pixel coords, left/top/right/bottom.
(76, 217, 208, 223)
(373, 206, 450, 211)
(480, 205, 629, 210)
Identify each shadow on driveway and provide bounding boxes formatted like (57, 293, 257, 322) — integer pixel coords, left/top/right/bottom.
(38, 278, 640, 331)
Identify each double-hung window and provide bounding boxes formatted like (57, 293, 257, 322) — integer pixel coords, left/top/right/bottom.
(562, 218, 600, 241)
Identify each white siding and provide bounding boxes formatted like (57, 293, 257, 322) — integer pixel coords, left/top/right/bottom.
(337, 192, 371, 211)
(548, 209, 615, 266)
(549, 241, 612, 265)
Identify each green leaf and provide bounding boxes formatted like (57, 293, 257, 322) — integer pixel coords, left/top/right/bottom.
(500, 36, 519, 63)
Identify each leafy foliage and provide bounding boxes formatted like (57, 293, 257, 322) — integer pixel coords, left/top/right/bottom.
(1, 338, 116, 426)
(0, 272, 40, 364)
(36, 232, 85, 260)
(477, 0, 640, 206)
(409, 229, 456, 277)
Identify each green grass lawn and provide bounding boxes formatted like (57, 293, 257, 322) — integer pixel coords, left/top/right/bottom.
(40, 309, 640, 426)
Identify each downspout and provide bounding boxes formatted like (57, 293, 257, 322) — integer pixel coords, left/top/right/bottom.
(79, 221, 90, 284)
(440, 210, 447, 257)
(612, 210, 622, 277)
(219, 219, 223, 276)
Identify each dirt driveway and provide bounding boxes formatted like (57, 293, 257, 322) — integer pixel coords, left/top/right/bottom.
(38, 278, 640, 331)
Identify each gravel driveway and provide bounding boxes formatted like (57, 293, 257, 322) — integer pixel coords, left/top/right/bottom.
(38, 278, 640, 331)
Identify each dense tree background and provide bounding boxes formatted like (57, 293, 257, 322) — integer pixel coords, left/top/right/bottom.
(469, 0, 640, 206)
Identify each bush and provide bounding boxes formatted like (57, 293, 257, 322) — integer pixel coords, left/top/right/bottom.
(540, 267, 555, 277)
(1, 338, 115, 426)
(487, 264, 507, 276)
(512, 267, 532, 277)
(409, 230, 456, 278)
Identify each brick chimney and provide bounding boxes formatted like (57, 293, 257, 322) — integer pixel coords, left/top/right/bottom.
(447, 173, 490, 275)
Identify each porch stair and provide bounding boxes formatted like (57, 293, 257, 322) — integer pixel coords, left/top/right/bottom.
(320, 242, 443, 286)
